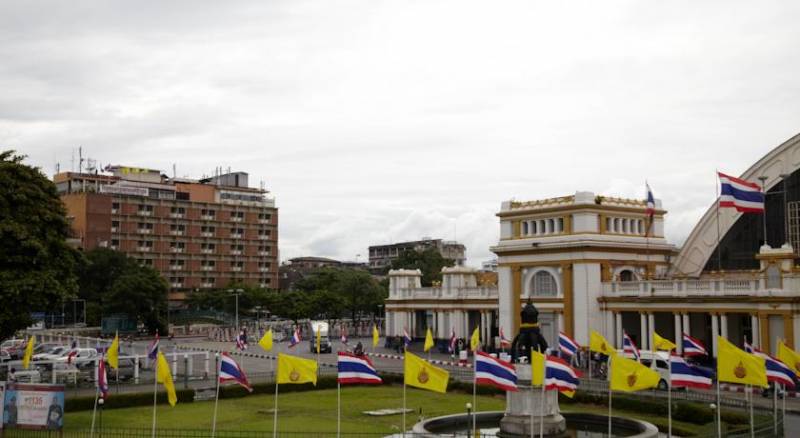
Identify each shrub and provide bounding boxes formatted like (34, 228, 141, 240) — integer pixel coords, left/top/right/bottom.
(65, 389, 194, 412)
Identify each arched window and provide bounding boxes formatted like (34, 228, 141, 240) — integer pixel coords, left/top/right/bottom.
(619, 270, 635, 282)
(531, 271, 558, 296)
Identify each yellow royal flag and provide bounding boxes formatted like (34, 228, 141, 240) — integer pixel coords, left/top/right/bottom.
(610, 354, 661, 392)
(156, 352, 177, 406)
(424, 328, 434, 352)
(259, 329, 273, 351)
(470, 327, 480, 351)
(718, 336, 767, 387)
(107, 332, 120, 369)
(778, 340, 800, 377)
(653, 332, 677, 351)
(531, 349, 546, 386)
(22, 335, 36, 370)
(589, 330, 615, 356)
(372, 324, 380, 348)
(404, 351, 449, 393)
(316, 327, 321, 354)
(277, 353, 318, 385)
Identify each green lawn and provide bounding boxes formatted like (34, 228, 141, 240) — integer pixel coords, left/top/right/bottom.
(64, 386, 756, 436)
(66, 387, 506, 434)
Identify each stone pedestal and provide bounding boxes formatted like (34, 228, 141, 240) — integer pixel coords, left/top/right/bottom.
(499, 365, 566, 437)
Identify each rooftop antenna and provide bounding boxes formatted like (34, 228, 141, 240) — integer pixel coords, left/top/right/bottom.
(173, 163, 176, 178)
(71, 149, 75, 172)
(78, 146, 84, 173)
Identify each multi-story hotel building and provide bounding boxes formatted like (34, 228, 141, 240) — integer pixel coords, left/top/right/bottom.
(369, 238, 467, 273)
(55, 165, 278, 302)
(386, 132, 800, 357)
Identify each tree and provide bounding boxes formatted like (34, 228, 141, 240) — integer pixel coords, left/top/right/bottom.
(294, 268, 385, 324)
(0, 151, 81, 340)
(390, 247, 455, 286)
(104, 265, 169, 334)
(78, 248, 169, 333)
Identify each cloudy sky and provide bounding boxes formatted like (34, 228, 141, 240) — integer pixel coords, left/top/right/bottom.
(3, 1, 800, 266)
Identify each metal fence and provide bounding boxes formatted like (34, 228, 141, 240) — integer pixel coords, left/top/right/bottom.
(0, 429, 492, 438)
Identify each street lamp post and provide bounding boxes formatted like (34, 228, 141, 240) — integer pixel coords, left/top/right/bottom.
(227, 289, 244, 330)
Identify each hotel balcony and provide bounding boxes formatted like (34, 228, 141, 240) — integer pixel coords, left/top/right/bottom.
(137, 211, 152, 217)
(231, 266, 243, 272)
(169, 265, 183, 271)
(201, 265, 214, 271)
(201, 248, 214, 254)
(137, 246, 151, 252)
(137, 229, 152, 234)
(201, 232, 214, 237)
(169, 213, 184, 219)
(201, 215, 215, 221)
(230, 233, 243, 239)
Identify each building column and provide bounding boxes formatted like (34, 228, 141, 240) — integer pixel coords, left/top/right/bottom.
(720, 313, 729, 340)
(463, 311, 469, 339)
(615, 312, 623, 348)
(640, 313, 648, 350)
(711, 313, 719, 357)
(751, 314, 760, 347)
(682, 313, 690, 338)
(647, 313, 655, 352)
(674, 313, 682, 354)
(557, 312, 565, 335)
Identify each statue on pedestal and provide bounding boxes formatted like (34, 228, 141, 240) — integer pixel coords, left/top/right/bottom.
(510, 299, 549, 363)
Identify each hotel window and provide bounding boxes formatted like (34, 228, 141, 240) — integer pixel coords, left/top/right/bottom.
(111, 220, 120, 232)
(201, 243, 216, 252)
(170, 224, 186, 234)
(170, 207, 185, 216)
(201, 209, 216, 219)
(110, 239, 119, 248)
(259, 213, 271, 221)
(531, 271, 558, 297)
(112, 202, 120, 213)
(170, 241, 186, 252)
(230, 211, 245, 221)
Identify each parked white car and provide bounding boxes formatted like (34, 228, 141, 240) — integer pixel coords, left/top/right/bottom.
(52, 348, 98, 364)
(33, 346, 69, 361)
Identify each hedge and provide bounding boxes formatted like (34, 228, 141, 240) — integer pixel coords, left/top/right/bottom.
(65, 389, 195, 412)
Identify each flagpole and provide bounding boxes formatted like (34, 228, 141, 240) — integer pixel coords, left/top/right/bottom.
(337, 381, 341, 438)
(716, 377, 722, 438)
(472, 353, 477, 438)
(90, 387, 99, 438)
(607, 355, 612, 438)
(716, 170, 722, 271)
(151, 354, 158, 438)
(749, 385, 754, 438)
(667, 353, 672, 438)
(782, 383, 786, 435)
(272, 381, 279, 438)
(402, 379, 407, 438)
(211, 355, 222, 438)
(539, 352, 545, 438)
(773, 381, 778, 436)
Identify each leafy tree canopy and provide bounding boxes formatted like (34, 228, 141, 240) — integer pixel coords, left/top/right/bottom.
(0, 151, 81, 339)
(294, 268, 385, 323)
(390, 247, 454, 286)
(78, 248, 168, 334)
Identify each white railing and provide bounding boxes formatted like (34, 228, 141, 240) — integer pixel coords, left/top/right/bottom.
(395, 286, 498, 300)
(602, 277, 798, 297)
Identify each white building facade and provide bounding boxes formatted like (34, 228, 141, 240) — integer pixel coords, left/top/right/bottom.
(386, 133, 800, 357)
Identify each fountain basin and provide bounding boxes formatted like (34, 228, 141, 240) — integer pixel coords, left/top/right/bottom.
(412, 411, 659, 437)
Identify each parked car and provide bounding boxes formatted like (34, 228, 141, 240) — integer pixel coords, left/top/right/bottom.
(0, 350, 10, 363)
(52, 348, 98, 365)
(10, 369, 41, 383)
(1, 339, 26, 359)
(308, 321, 332, 353)
(32, 345, 68, 362)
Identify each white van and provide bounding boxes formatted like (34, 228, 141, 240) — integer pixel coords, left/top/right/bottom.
(617, 349, 671, 389)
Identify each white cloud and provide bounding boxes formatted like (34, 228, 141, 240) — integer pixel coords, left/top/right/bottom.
(2, 0, 800, 266)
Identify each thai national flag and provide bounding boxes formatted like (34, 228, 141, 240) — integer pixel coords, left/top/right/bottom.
(559, 332, 579, 357)
(475, 351, 517, 392)
(337, 352, 382, 384)
(448, 328, 457, 353)
(403, 328, 412, 347)
(682, 333, 707, 357)
(670, 354, 712, 389)
(499, 327, 511, 348)
(747, 345, 796, 388)
(219, 352, 253, 392)
(147, 333, 159, 360)
(718, 172, 765, 213)
(645, 183, 655, 215)
(622, 332, 640, 361)
(236, 332, 248, 350)
(98, 358, 109, 398)
(289, 329, 301, 348)
(545, 356, 581, 394)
